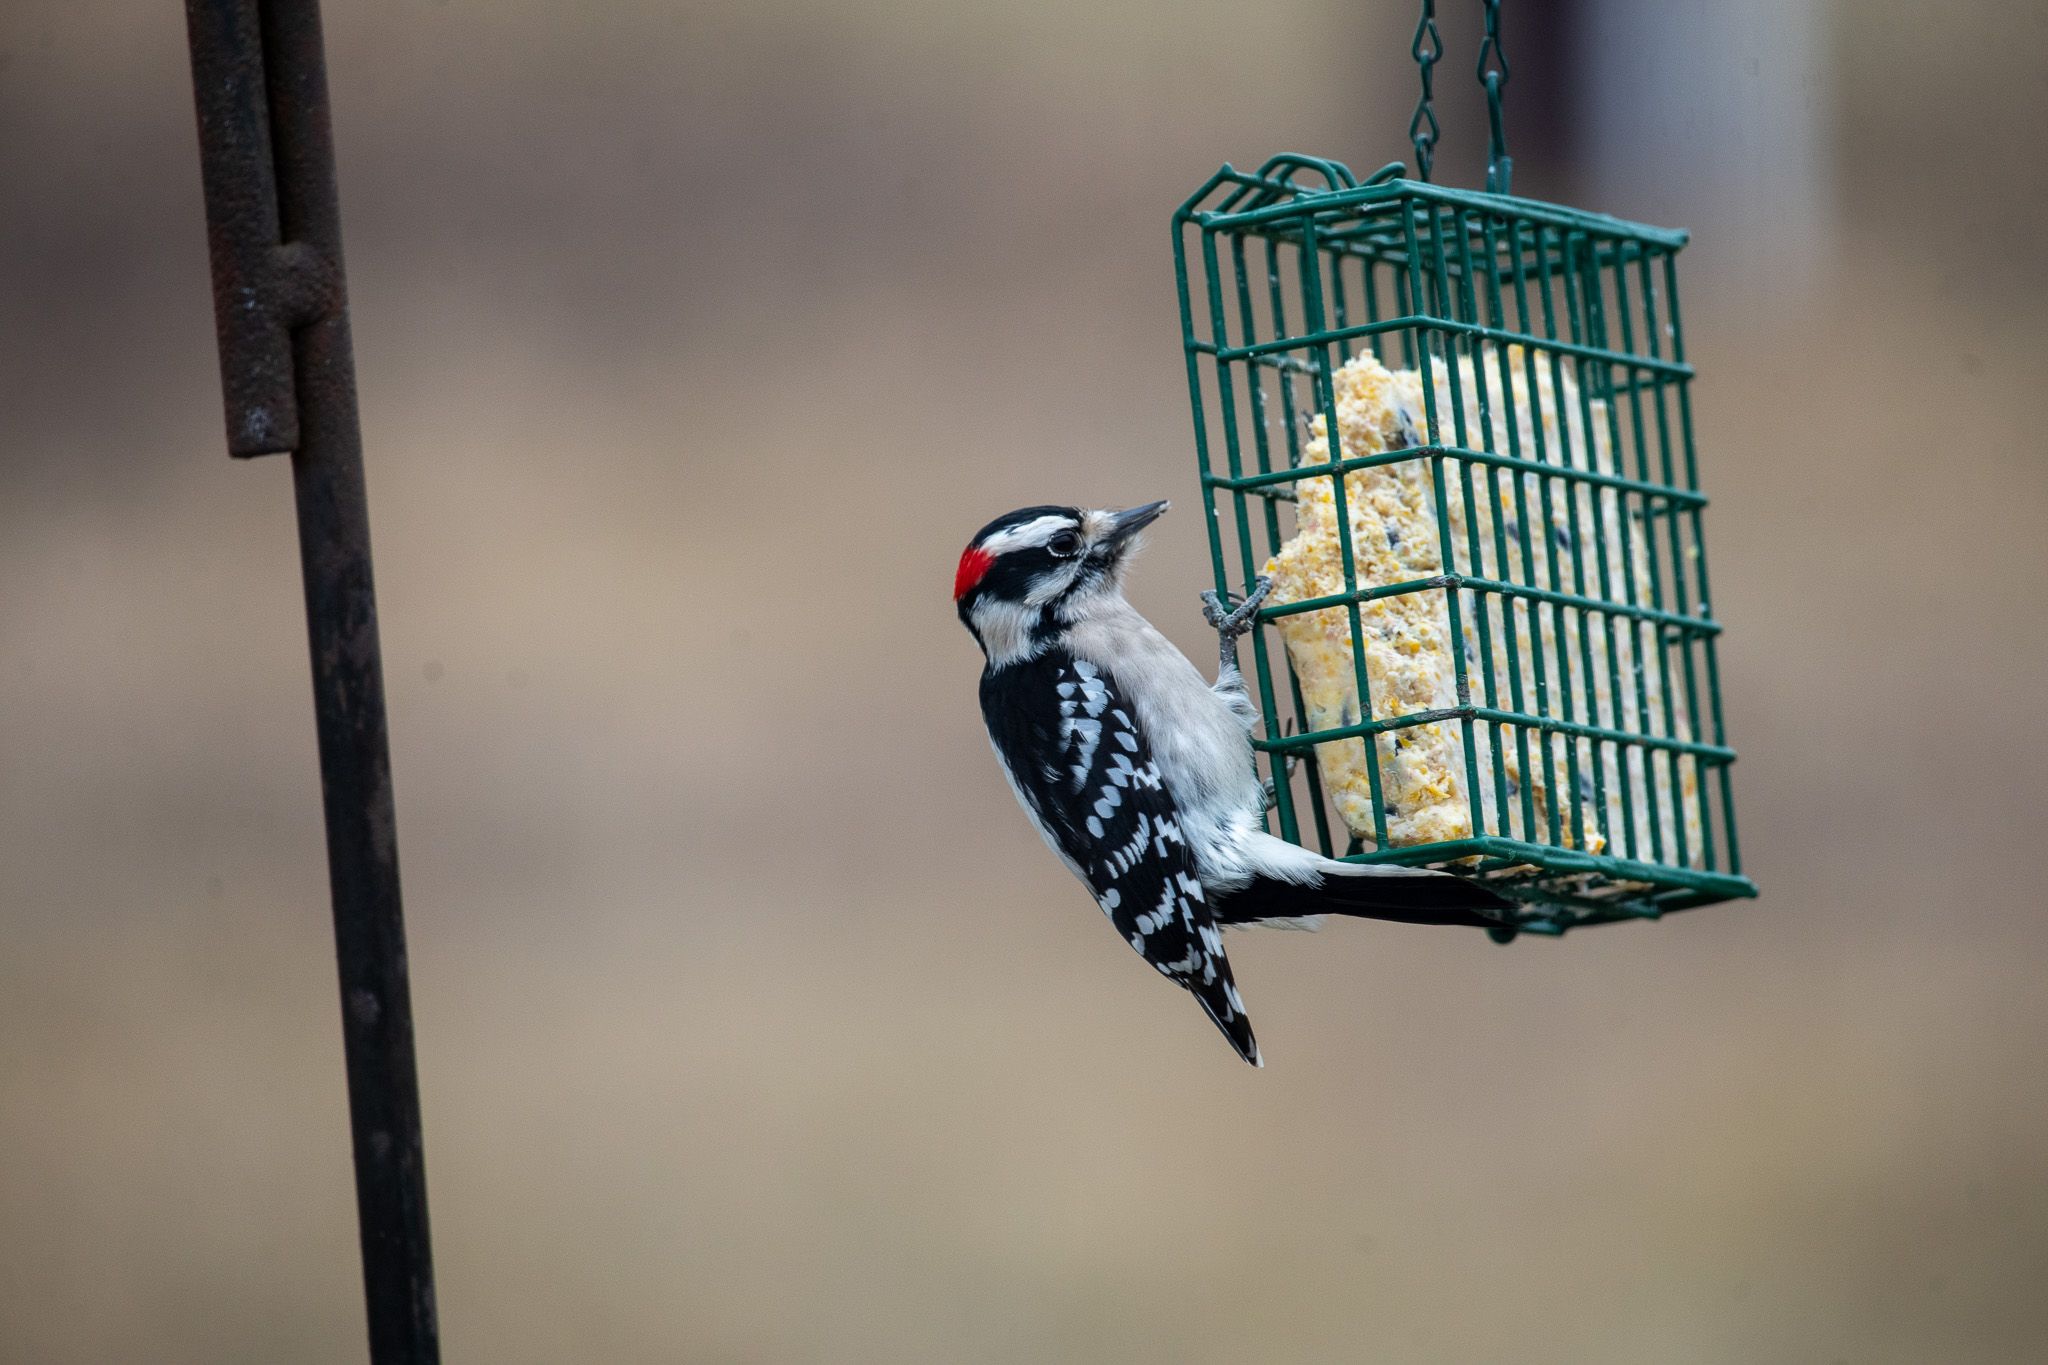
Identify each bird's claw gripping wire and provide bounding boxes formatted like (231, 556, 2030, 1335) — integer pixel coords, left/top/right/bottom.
(1201, 574, 1275, 636)
(1200, 575, 1274, 674)
(1261, 761, 1299, 813)
(1259, 717, 1299, 813)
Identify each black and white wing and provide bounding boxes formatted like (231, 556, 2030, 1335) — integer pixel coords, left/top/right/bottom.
(982, 651, 1259, 1065)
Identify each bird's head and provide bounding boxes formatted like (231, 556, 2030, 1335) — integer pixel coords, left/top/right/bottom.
(954, 500, 1169, 663)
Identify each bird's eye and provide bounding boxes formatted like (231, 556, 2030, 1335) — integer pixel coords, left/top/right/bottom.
(1047, 530, 1082, 558)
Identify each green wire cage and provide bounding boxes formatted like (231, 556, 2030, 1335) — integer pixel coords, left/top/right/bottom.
(1171, 147, 1757, 937)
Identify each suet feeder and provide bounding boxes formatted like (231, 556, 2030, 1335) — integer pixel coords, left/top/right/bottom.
(1172, 3, 1756, 936)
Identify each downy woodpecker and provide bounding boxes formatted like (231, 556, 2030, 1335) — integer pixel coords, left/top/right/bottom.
(956, 500, 1513, 1066)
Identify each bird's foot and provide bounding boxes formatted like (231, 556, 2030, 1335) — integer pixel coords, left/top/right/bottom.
(1203, 575, 1273, 676)
(1201, 575, 1273, 638)
(1261, 730, 1298, 812)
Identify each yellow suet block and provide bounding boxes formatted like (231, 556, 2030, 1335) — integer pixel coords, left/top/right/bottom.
(1262, 348, 1702, 866)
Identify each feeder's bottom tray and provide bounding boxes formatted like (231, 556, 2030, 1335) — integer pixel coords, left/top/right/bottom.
(1350, 835, 1758, 939)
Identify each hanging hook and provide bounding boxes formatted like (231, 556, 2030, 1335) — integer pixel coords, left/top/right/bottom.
(1477, 0, 1513, 193)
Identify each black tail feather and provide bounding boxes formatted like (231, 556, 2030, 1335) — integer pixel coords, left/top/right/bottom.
(1215, 867, 1514, 930)
(1191, 982, 1262, 1067)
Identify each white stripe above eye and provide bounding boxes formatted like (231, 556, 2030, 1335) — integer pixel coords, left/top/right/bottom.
(980, 515, 1077, 556)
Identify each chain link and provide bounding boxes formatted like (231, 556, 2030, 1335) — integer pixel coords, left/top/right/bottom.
(1408, 0, 1442, 182)
(1477, 0, 1512, 193)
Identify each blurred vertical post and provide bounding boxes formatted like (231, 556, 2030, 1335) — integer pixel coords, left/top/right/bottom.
(181, 3, 439, 1361)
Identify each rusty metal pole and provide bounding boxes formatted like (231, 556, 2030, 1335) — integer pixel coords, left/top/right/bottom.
(182, 3, 439, 1361)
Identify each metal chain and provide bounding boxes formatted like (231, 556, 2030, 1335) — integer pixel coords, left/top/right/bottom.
(1477, 0, 1512, 193)
(1408, 0, 1441, 182)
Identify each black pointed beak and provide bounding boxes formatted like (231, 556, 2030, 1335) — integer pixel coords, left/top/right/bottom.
(1103, 500, 1169, 547)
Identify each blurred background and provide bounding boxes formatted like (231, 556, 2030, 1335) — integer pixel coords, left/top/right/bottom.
(3, 1, 2044, 1360)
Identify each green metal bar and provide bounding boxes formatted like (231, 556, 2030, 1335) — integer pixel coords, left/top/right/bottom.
(1529, 223, 1592, 852)
(1342, 832, 1755, 904)
(1256, 704, 1736, 764)
(1629, 247, 1697, 872)
(1340, 831, 1754, 896)
(1198, 222, 1297, 856)
(1393, 265, 1416, 368)
(1501, 219, 1565, 847)
(1304, 229, 1653, 275)
(1329, 239, 1353, 360)
(1360, 257, 1386, 363)
(1473, 212, 1541, 843)
(1648, 248, 1717, 870)
(1411, 203, 1491, 848)
(1172, 208, 1233, 604)
(1282, 684, 1337, 857)
(1297, 218, 1392, 849)
(1261, 239, 1336, 854)
(1247, 572, 1466, 618)
(1254, 233, 1336, 856)
(1203, 439, 1706, 507)
(1231, 237, 1276, 487)
(1662, 250, 1741, 875)
(1237, 351, 1321, 380)
(1257, 574, 1718, 649)
(1198, 226, 1251, 547)
(1284, 244, 1347, 857)
(1197, 178, 1691, 250)
(1425, 205, 1490, 843)
(1446, 208, 1514, 842)
(1171, 165, 1240, 234)
(1566, 230, 1638, 862)
(1205, 315, 1694, 378)
(1631, 247, 1693, 870)
(1608, 242, 1680, 869)
(1557, 230, 1619, 859)
(1253, 238, 1315, 847)
(1189, 158, 1358, 222)
(1225, 234, 1304, 848)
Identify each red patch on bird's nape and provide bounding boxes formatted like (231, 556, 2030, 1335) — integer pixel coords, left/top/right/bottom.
(953, 545, 995, 601)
